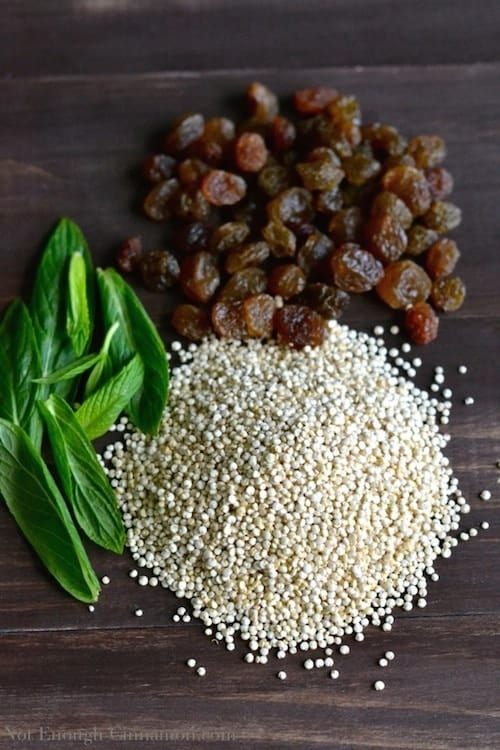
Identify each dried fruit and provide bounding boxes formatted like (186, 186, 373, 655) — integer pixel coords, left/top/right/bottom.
(422, 201, 462, 234)
(143, 154, 176, 183)
(406, 225, 439, 257)
(172, 304, 213, 340)
(406, 135, 446, 169)
(267, 264, 306, 299)
(364, 213, 408, 264)
(271, 116, 296, 152)
(342, 151, 381, 186)
(274, 305, 327, 349)
(218, 268, 267, 302)
(143, 178, 180, 222)
(431, 275, 466, 312)
(425, 166, 454, 200)
(225, 241, 270, 274)
(140, 250, 180, 291)
(246, 82, 279, 121)
(328, 207, 362, 244)
(361, 123, 406, 157)
(331, 244, 384, 293)
(370, 191, 412, 230)
(293, 87, 338, 114)
(177, 158, 209, 187)
(210, 222, 250, 254)
(376, 259, 432, 309)
(404, 302, 439, 344)
(425, 239, 460, 279)
(164, 113, 205, 155)
(242, 294, 276, 338)
(262, 221, 297, 258)
(201, 170, 247, 206)
(191, 117, 235, 165)
(117, 236, 142, 273)
(174, 222, 210, 254)
(211, 300, 248, 339)
(268, 187, 314, 226)
(296, 232, 333, 277)
(258, 164, 292, 197)
(179, 251, 221, 303)
(296, 283, 349, 319)
(173, 188, 212, 222)
(381, 165, 432, 217)
(235, 132, 268, 172)
(296, 155, 344, 191)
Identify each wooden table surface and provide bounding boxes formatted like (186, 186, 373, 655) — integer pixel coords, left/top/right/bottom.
(1, 3, 499, 749)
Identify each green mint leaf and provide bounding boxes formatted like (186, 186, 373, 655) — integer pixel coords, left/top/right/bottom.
(75, 354, 144, 440)
(40, 395, 125, 554)
(33, 352, 102, 385)
(84, 322, 119, 399)
(66, 252, 92, 357)
(0, 418, 100, 603)
(29, 218, 94, 400)
(96, 268, 169, 435)
(0, 299, 43, 448)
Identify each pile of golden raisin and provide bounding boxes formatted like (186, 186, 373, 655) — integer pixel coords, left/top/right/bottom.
(118, 83, 466, 348)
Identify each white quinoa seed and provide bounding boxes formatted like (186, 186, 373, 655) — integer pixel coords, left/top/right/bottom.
(107, 324, 468, 657)
(374, 680, 385, 691)
(186, 658, 196, 668)
(277, 670, 287, 680)
(479, 490, 491, 501)
(196, 666, 206, 677)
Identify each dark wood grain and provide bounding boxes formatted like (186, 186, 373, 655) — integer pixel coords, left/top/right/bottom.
(0, 30, 499, 750)
(1, 0, 500, 76)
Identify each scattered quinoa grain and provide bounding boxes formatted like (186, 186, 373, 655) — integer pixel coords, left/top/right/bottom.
(88, 605, 95, 613)
(374, 680, 385, 691)
(101, 575, 110, 585)
(138, 575, 149, 586)
(134, 608, 144, 617)
(389, 325, 400, 335)
(373, 325, 384, 336)
(458, 365, 467, 374)
(480, 521, 490, 530)
(385, 651, 395, 661)
(187, 658, 197, 668)
(330, 669, 340, 679)
(339, 645, 350, 655)
(464, 396, 475, 406)
(304, 659, 314, 670)
(128, 569, 138, 579)
(378, 657, 388, 667)
(277, 670, 287, 680)
(479, 490, 491, 501)
(196, 666, 207, 677)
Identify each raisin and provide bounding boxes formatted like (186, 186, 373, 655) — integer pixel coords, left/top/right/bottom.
(307, 146, 342, 166)
(430, 275, 466, 312)
(143, 178, 180, 222)
(218, 267, 267, 301)
(425, 166, 454, 200)
(328, 206, 362, 244)
(231, 195, 261, 225)
(406, 225, 439, 256)
(406, 135, 446, 169)
(173, 188, 212, 222)
(342, 151, 381, 186)
(290, 222, 317, 244)
(272, 116, 296, 152)
(267, 264, 306, 299)
(177, 158, 209, 187)
(331, 243, 384, 293)
(117, 236, 142, 273)
(325, 95, 362, 147)
(225, 241, 270, 274)
(425, 238, 460, 279)
(246, 82, 279, 122)
(174, 222, 211, 254)
(191, 117, 235, 165)
(296, 155, 344, 191)
(258, 164, 292, 197)
(139, 250, 180, 291)
(234, 132, 268, 172)
(171, 304, 213, 341)
(201, 170, 247, 206)
(364, 213, 408, 263)
(262, 221, 297, 258)
(293, 87, 338, 114)
(242, 294, 276, 338)
(164, 113, 205, 155)
(142, 153, 176, 183)
(381, 165, 432, 217)
(361, 123, 406, 157)
(267, 187, 314, 226)
(210, 222, 250, 254)
(296, 283, 349, 319)
(274, 305, 327, 350)
(404, 302, 439, 345)
(422, 201, 462, 234)
(315, 188, 343, 215)
(376, 259, 432, 309)
(370, 191, 412, 230)
(179, 251, 221, 303)
(296, 232, 333, 277)
(211, 300, 248, 339)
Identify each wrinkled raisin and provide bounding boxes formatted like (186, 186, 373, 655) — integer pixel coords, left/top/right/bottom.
(139, 250, 180, 291)
(242, 294, 276, 338)
(342, 151, 381, 186)
(191, 117, 235, 165)
(177, 158, 209, 187)
(361, 123, 406, 157)
(172, 304, 213, 341)
(267, 264, 306, 299)
(225, 241, 270, 274)
(258, 164, 292, 197)
(296, 232, 333, 277)
(370, 191, 412, 230)
(406, 225, 439, 256)
(179, 251, 220, 303)
(143, 178, 180, 222)
(325, 95, 361, 147)
(381, 165, 432, 217)
(211, 300, 248, 339)
(272, 116, 296, 152)
(425, 238, 460, 279)
(425, 166, 454, 200)
(406, 135, 446, 169)
(376, 259, 432, 309)
(328, 206, 362, 244)
(296, 155, 344, 191)
(331, 243, 384, 293)
(267, 187, 314, 226)
(174, 222, 211, 254)
(422, 201, 462, 234)
(364, 213, 408, 263)
(234, 132, 268, 172)
(117, 236, 142, 273)
(246, 82, 279, 122)
(201, 170, 247, 206)
(262, 220, 297, 258)
(143, 153, 176, 183)
(293, 87, 338, 114)
(164, 113, 205, 155)
(274, 305, 327, 350)
(430, 275, 466, 311)
(315, 188, 343, 215)
(404, 302, 439, 345)
(173, 188, 212, 222)
(218, 267, 267, 301)
(210, 222, 250, 254)
(296, 283, 349, 319)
